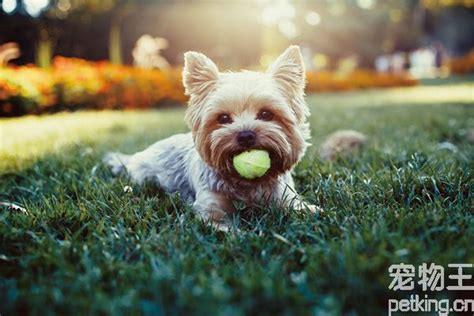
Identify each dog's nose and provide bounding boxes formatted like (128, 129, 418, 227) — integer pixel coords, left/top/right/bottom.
(237, 130, 256, 147)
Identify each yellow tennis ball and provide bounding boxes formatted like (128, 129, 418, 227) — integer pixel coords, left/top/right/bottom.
(233, 150, 271, 179)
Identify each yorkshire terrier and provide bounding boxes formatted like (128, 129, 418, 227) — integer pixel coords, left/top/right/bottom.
(104, 46, 319, 231)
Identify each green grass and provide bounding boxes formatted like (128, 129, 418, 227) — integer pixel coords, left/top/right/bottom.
(1, 81, 473, 315)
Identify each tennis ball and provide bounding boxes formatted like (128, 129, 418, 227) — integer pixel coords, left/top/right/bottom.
(233, 150, 271, 179)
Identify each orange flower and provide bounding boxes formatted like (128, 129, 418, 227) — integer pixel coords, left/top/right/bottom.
(305, 69, 417, 93)
(448, 50, 474, 74)
(1, 56, 419, 116)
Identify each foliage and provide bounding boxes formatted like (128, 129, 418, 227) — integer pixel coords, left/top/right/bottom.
(0, 84, 472, 315)
(422, 0, 474, 8)
(0, 57, 418, 117)
(448, 49, 474, 74)
(0, 57, 187, 116)
(299, 0, 423, 66)
(53, 57, 186, 109)
(0, 66, 57, 114)
(306, 70, 417, 92)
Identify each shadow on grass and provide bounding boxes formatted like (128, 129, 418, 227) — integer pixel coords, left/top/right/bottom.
(420, 74, 474, 86)
(0, 98, 473, 315)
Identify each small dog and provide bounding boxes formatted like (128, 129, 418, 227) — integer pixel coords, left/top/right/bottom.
(104, 46, 319, 231)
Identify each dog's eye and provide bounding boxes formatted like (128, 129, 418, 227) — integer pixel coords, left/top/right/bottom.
(257, 110, 274, 121)
(217, 113, 233, 124)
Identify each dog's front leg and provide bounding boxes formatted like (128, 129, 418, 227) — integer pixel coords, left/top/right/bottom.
(290, 196, 322, 214)
(193, 190, 235, 232)
(275, 175, 323, 214)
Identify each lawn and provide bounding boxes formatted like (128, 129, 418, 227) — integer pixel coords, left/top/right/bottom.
(1, 80, 473, 315)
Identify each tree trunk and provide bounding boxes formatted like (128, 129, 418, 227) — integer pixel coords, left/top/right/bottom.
(36, 27, 52, 68)
(109, 17, 122, 64)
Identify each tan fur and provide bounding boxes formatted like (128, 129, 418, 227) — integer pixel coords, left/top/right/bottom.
(320, 130, 367, 161)
(184, 46, 310, 186)
(105, 46, 320, 231)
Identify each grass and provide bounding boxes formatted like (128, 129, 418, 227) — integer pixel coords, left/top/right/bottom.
(1, 80, 473, 315)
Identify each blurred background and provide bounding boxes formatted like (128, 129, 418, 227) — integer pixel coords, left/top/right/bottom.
(0, 0, 473, 116)
(2, 3, 474, 315)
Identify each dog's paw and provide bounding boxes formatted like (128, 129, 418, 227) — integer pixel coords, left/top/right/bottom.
(212, 222, 240, 233)
(293, 201, 324, 215)
(103, 152, 130, 176)
(306, 204, 324, 214)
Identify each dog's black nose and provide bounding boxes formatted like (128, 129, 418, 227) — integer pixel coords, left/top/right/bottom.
(237, 130, 256, 147)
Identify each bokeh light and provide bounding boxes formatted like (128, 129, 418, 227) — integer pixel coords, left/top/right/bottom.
(23, 0, 50, 17)
(261, 0, 295, 26)
(2, 0, 17, 14)
(357, 0, 376, 10)
(305, 11, 321, 26)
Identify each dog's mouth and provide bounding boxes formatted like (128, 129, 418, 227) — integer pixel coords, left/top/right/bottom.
(224, 147, 282, 181)
(231, 146, 268, 157)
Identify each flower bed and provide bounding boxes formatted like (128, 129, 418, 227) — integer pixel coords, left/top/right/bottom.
(448, 50, 474, 74)
(0, 57, 187, 116)
(306, 70, 417, 92)
(0, 57, 418, 116)
(0, 66, 57, 115)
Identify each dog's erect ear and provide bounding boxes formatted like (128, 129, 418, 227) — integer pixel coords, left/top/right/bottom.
(183, 51, 219, 97)
(268, 46, 305, 96)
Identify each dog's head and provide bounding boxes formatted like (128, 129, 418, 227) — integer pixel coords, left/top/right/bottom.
(182, 46, 310, 181)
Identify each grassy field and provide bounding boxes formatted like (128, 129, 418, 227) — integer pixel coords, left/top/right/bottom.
(1, 80, 473, 315)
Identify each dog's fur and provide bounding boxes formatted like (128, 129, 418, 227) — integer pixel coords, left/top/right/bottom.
(320, 130, 367, 161)
(104, 46, 319, 230)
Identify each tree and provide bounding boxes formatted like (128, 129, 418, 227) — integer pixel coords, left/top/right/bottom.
(296, 0, 423, 68)
(8, 0, 162, 66)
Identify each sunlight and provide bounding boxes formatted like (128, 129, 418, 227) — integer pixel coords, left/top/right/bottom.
(2, 0, 17, 14)
(23, 0, 50, 17)
(305, 11, 321, 26)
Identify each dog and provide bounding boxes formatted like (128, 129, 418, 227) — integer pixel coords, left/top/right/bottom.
(104, 46, 320, 231)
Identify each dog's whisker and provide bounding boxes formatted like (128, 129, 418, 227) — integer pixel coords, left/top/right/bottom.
(104, 45, 319, 231)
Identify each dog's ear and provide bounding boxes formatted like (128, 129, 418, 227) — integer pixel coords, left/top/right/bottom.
(183, 51, 219, 97)
(267, 46, 305, 96)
